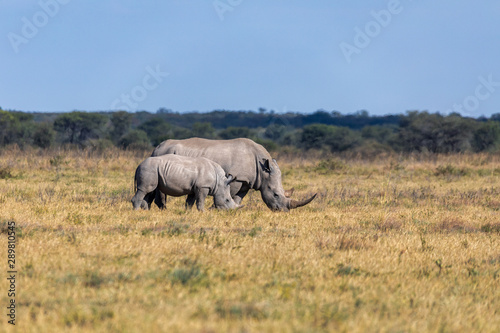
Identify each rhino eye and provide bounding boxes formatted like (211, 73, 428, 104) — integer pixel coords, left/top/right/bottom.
(274, 193, 279, 198)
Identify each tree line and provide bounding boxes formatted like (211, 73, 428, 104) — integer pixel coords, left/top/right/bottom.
(1, 108, 500, 154)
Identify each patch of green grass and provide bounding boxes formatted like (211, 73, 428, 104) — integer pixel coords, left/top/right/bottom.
(83, 271, 108, 288)
(435, 165, 470, 178)
(336, 264, 362, 276)
(141, 220, 190, 237)
(481, 223, 500, 233)
(0, 166, 15, 179)
(215, 300, 268, 319)
(314, 158, 347, 174)
(168, 259, 208, 287)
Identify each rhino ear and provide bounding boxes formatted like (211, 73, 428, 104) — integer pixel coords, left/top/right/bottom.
(225, 174, 235, 186)
(260, 159, 271, 173)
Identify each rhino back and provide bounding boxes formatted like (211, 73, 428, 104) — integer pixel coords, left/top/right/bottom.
(154, 155, 216, 196)
(152, 138, 271, 187)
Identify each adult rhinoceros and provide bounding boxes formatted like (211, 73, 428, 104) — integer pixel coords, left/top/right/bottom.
(151, 138, 316, 211)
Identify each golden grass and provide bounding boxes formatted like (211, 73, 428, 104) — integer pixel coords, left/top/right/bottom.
(1, 147, 499, 332)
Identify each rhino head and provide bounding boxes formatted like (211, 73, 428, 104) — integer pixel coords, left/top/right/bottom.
(259, 159, 316, 212)
(213, 174, 239, 210)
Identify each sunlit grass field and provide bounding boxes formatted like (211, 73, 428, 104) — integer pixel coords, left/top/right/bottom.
(1, 147, 499, 332)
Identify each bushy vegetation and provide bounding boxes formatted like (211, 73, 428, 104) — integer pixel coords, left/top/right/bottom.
(1, 108, 500, 154)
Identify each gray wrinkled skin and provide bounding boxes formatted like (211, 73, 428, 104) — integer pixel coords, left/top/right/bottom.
(152, 138, 316, 211)
(131, 154, 237, 211)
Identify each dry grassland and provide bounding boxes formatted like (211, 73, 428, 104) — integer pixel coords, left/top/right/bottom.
(1, 147, 499, 332)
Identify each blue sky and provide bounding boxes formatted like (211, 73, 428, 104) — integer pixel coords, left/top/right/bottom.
(1, 0, 500, 117)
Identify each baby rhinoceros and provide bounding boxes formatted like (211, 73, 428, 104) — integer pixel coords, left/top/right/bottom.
(131, 154, 238, 211)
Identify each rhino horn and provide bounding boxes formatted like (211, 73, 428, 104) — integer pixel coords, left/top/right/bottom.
(288, 193, 317, 209)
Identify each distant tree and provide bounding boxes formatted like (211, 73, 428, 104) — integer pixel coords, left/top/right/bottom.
(137, 117, 172, 146)
(0, 111, 17, 146)
(305, 111, 333, 126)
(355, 110, 369, 118)
(219, 127, 251, 140)
(264, 124, 287, 142)
(438, 115, 475, 152)
(0, 110, 34, 147)
(254, 138, 278, 151)
(32, 122, 55, 149)
(281, 129, 302, 147)
(53, 111, 107, 146)
(472, 121, 500, 152)
(301, 124, 331, 150)
(325, 126, 361, 152)
(172, 127, 193, 140)
(110, 111, 132, 142)
(361, 125, 397, 145)
(156, 107, 172, 114)
(301, 124, 360, 152)
(191, 122, 215, 138)
(396, 111, 475, 153)
(118, 129, 151, 150)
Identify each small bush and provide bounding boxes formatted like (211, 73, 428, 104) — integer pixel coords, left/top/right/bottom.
(432, 218, 478, 233)
(374, 219, 402, 232)
(215, 300, 268, 319)
(435, 165, 469, 178)
(351, 140, 394, 159)
(481, 223, 500, 233)
(141, 221, 190, 237)
(119, 130, 151, 150)
(166, 221, 190, 236)
(248, 226, 262, 237)
(336, 263, 361, 276)
(0, 166, 14, 179)
(254, 138, 278, 152)
(83, 271, 107, 288)
(87, 139, 114, 153)
(170, 267, 201, 285)
(49, 155, 67, 169)
(168, 259, 206, 286)
(314, 158, 346, 174)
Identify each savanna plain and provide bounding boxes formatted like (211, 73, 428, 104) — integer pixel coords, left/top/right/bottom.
(1, 147, 499, 333)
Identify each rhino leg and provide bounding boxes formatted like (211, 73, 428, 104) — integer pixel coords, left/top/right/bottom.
(144, 191, 156, 209)
(233, 189, 249, 205)
(154, 189, 166, 210)
(185, 193, 196, 210)
(195, 188, 210, 211)
(232, 183, 250, 205)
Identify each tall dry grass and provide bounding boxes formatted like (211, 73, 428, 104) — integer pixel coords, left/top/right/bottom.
(1, 147, 499, 332)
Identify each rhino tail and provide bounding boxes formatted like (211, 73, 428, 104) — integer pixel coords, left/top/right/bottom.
(133, 167, 138, 193)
